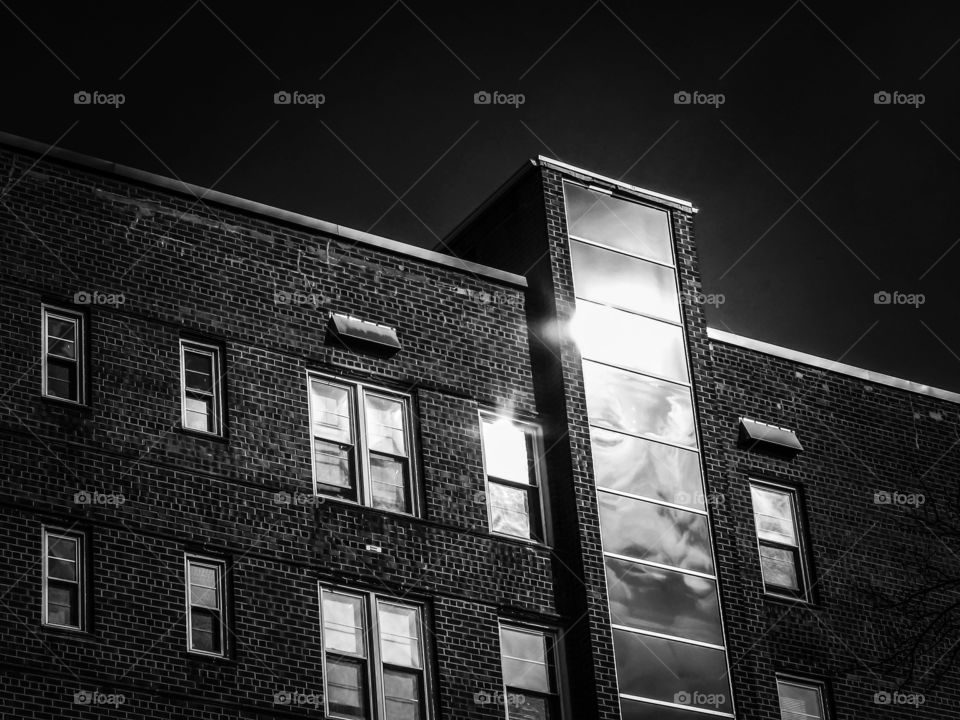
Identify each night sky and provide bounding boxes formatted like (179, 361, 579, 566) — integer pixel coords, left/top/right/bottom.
(4, 2, 959, 390)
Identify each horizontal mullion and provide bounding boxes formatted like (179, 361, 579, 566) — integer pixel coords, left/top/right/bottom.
(574, 295, 683, 328)
(596, 487, 709, 516)
(581, 356, 692, 389)
(610, 623, 725, 651)
(619, 694, 734, 717)
(588, 422, 701, 453)
(603, 551, 716, 581)
(569, 234, 676, 269)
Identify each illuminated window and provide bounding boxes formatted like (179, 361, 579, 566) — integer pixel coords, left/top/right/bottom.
(480, 415, 545, 541)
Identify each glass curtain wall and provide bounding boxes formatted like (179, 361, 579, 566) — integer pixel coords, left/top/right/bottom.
(563, 182, 734, 719)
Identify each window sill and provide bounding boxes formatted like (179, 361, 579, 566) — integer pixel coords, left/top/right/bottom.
(186, 651, 237, 665)
(489, 530, 551, 551)
(40, 395, 92, 411)
(763, 591, 818, 609)
(177, 426, 229, 443)
(41, 624, 96, 641)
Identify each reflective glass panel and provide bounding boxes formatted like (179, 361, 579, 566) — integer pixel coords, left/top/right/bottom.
(778, 680, 824, 720)
(46, 317, 77, 358)
(312, 381, 353, 443)
(323, 592, 365, 656)
(571, 239, 680, 322)
(326, 657, 367, 719)
(500, 626, 549, 693)
(365, 394, 407, 456)
(488, 481, 531, 538)
(572, 301, 688, 383)
(383, 668, 421, 720)
(621, 697, 724, 720)
(47, 584, 78, 626)
(759, 546, 799, 591)
(583, 362, 696, 448)
(599, 492, 714, 574)
(605, 556, 723, 646)
(184, 349, 214, 392)
(370, 455, 408, 513)
(314, 440, 354, 492)
(378, 602, 422, 669)
(751, 486, 797, 545)
(482, 418, 531, 484)
(564, 183, 674, 265)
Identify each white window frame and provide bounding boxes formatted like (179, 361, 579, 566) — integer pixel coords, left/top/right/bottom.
(307, 373, 418, 516)
(42, 527, 85, 631)
(750, 480, 811, 601)
(179, 340, 223, 436)
(776, 676, 828, 720)
(184, 554, 228, 657)
(498, 621, 563, 720)
(41, 305, 85, 404)
(319, 585, 431, 720)
(478, 412, 548, 543)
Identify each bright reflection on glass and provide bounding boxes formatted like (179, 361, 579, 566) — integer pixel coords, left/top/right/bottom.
(590, 428, 704, 509)
(563, 183, 674, 265)
(571, 301, 688, 383)
(481, 418, 530, 484)
(613, 629, 732, 712)
(571, 240, 680, 322)
(751, 485, 797, 544)
(583, 361, 696, 448)
(605, 557, 722, 645)
(598, 492, 714, 574)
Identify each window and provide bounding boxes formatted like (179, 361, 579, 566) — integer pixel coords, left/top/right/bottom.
(499, 624, 561, 719)
(42, 528, 85, 630)
(750, 482, 810, 599)
(480, 415, 545, 541)
(185, 556, 228, 656)
(309, 376, 416, 514)
(180, 340, 223, 435)
(42, 306, 85, 403)
(320, 587, 429, 720)
(777, 678, 827, 720)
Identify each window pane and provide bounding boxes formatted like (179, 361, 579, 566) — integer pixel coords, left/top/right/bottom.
(45, 359, 77, 400)
(184, 349, 214, 391)
(583, 362, 696, 448)
(370, 455, 409, 513)
(314, 439, 355, 494)
(605, 557, 723, 646)
(571, 239, 680, 322)
(383, 668, 421, 720)
(751, 486, 798, 545)
(760, 545, 799, 591)
(326, 657, 368, 719)
(572, 301, 689, 383)
(48, 558, 77, 581)
(365, 394, 407, 456)
(47, 583, 78, 626)
(323, 592, 365, 656)
(563, 183, 674, 265)
(508, 694, 549, 720)
(378, 602, 422, 669)
(191, 609, 221, 653)
(500, 627, 549, 693)
(46, 317, 77, 358)
(590, 428, 704, 509)
(482, 419, 531, 484)
(184, 396, 213, 431)
(190, 563, 217, 588)
(598, 492, 714, 574)
(778, 681, 824, 720)
(48, 536, 77, 562)
(613, 629, 732, 712)
(621, 697, 713, 720)
(488, 481, 531, 538)
(312, 381, 353, 443)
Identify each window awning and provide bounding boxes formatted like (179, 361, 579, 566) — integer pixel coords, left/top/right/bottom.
(326, 313, 401, 355)
(738, 417, 803, 453)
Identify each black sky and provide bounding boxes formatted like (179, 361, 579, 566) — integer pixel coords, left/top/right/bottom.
(4, 1, 960, 391)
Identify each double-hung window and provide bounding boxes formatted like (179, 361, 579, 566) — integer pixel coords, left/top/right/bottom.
(480, 415, 545, 541)
(777, 677, 827, 720)
(750, 482, 810, 599)
(309, 376, 416, 514)
(320, 587, 429, 720)
(499, 624, 561, 719)
(185, 555, 228, 656)
(180, 340, 223, 435)
(42, 306, 85, 403)
(42, 528, 85, 630)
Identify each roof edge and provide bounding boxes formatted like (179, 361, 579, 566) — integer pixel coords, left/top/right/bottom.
(0, 130, 527, 289)
(707, 327, 960, 404)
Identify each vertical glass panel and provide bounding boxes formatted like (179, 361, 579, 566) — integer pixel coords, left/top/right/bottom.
(378, 602, 422, 669)
(46, 317, 77, 358)
(189, 564, 220, 609)
(500, 626, 549, 693)
(605, 557, 723, 646)
(184, 349, 214, 391)
(613, 630, 732, 713)
(327, 657, 368, 719)
(482, 419, 531, 484)
(563, 183, 674, 265)
(315, 440, 354, 493)
(370, 455, 408, 512)
(759, 546, 799, 590)
(590, 428, 704, 509)
(571, 240, 681, 322)
(751, 486, 797, 545)
(571, 301, 688, 383)
(323, 592, 365, 656)
(598, 492, 714, 575)
(45, 360, 76, 400)
(184, 396, 213, 432)
(365, 394, 407, 455)
(509, 695, 548, 720)
(778, 680, 824, 720)
(47, 584, 79, 626)
(312, 381, 353, 443)
(583, 361, 696, 448)
(621, 697, 716, 720)
(383, 668, 421, 720)
(488, 481, 531, 538)
(48, 535, 77, 562)
(191, 609, 221, 653)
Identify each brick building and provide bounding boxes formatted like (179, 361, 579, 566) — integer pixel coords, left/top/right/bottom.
(0, 132, 957, 719)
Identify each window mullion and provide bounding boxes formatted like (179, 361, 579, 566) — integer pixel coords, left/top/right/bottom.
(357, 387, 371, 507)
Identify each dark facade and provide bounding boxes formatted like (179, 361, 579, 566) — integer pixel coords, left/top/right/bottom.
(0, 133, 958, 719)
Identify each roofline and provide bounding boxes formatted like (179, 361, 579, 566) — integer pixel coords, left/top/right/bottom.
(440, 159, 537, 246)
(707, 327, 960, 404)
(537, 156, 698, 213)
(0, 130, 527, 289)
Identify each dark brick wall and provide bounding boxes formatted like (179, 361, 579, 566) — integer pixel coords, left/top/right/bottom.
(0, 145, 556, 718)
